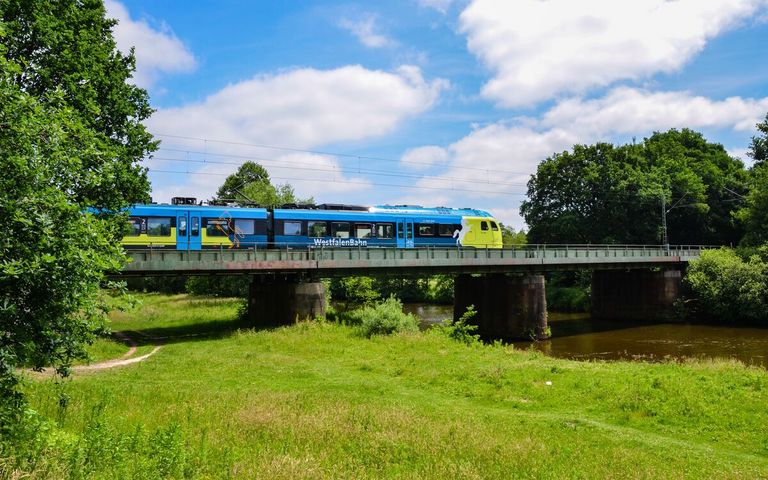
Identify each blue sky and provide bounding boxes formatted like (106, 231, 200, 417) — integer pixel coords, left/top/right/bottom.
(108, 0, 768, 228)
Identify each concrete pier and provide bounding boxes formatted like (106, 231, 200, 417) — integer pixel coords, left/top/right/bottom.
(247, 277, 326, 326)
(454, 274, 549, 340)
(592, 269, 682, 322)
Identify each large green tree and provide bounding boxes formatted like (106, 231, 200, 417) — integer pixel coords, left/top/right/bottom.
(521, 129, 748, 245)
(749, 113, 768, 167)
(215, 161, 313, 207)
(1, 0, 155, 434)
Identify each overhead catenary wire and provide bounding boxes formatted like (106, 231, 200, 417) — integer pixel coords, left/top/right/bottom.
(149, 154, 530, 188)
(153, 133, 533, 177)
(146, 168, 528, 196)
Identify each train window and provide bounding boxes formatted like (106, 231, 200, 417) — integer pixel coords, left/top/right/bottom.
(376, 223, 394, 239)
(481, 221, 489, 231)
(406, 223, 413, 240)
(397, 222, 404, 239)
(308, 221, 327, 237)
(332, 222, 350, 238)
(235, 219, 255, 235)
(147, 217, 172, 237)
(355, 224, 372, 238)
(284, 221, 302, 236)
(127, 217, 142, 236)
(179, 216, 187, 237)
(438, 224, 454, 237)
(418, 224, 435, 236)
(490, 221, 499, 231)
(191, 217, 199, 236)
(206, 218, 229, 237)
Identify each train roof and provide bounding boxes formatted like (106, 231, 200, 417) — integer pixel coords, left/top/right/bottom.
(128, 203, 494, 218)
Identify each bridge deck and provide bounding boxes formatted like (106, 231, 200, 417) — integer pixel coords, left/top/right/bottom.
(121, 245, 707, 277)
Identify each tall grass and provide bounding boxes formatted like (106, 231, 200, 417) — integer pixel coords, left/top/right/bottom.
(5, 293, 767, 478)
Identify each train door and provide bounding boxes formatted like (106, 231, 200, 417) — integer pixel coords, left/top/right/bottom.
(405, 220, 414, 248)
(176, 212, 189, 250)
(396, 220, 406, 248)
(189, 213, 201, 250)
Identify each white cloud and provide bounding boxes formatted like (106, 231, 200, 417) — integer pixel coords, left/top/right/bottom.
(105, 0, 196, 88)
(459, 0, 767, 107)
(404, 87, 768, 228)
(417, 0, 453, 14)
(539, 87, 768, 137)
(339, 14, 395, 48)
(147, 65, 446, 203)
(149, 65, 446, 148)
(400, 146, 449, 170)
(416, 124, 576, 192)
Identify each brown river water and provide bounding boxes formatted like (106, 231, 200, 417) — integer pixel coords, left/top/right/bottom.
(402, 303, 768, 368)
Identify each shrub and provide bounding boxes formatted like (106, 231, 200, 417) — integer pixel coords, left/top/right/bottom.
(352, 297, 420, 338)
(433, 305, 480, 345)
(685, 247, 768, 323)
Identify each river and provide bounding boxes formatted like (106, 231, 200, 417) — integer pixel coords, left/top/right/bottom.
(402, 303, 768, 368)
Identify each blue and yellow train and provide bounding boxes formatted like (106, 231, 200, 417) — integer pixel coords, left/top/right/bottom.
(122, 199, 503, 250)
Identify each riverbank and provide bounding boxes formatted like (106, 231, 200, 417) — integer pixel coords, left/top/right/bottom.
(7, 293, 768, 478)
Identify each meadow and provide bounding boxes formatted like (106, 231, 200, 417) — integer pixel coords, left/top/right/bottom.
(6, 293, 768, 479)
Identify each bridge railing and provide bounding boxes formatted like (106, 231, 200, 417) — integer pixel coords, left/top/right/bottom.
(123, 244, 714, 270)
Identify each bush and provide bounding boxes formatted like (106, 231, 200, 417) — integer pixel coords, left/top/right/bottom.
(433, 305, 480, 345)
(685, 247, 768, 323)
(352, 297, 420, 338)
(185, 276, 249, 297)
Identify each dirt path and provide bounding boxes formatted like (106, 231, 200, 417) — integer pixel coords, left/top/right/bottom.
(72, 345, 162, 371)
(26, 331, 161, 377)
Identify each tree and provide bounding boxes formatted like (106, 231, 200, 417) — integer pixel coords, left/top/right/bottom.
(736, 166, 768, 246)
(1, 1, 155, 435)
(1, 0, 155, 213)
(521, 130, 748, 246)
(749, 113, 768, 167)
(215, 161, 313, 207)
(499, 223, 527, 245)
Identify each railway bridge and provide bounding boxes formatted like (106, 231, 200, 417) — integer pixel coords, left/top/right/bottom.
(121, 244, 708, 339)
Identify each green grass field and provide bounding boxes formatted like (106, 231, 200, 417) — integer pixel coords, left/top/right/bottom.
(9, 293, 768, 479)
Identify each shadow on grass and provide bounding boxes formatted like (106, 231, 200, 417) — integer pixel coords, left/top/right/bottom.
(111, 317, 286, 347)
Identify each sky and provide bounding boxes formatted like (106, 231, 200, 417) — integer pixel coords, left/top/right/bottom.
(108, 0, 768, 229)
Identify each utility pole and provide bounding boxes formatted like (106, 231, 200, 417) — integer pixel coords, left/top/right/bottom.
(661, 196, 669, 251)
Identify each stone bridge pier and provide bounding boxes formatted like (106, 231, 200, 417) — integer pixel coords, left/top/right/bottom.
(247, 276, 326, 326)
(454, 274, 549, 340)
(591, 269, 683, 322)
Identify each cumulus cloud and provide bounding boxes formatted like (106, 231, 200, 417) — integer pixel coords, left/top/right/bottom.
(459, 0, 767, 107)
(339, 14, 395, 48)
(149, 65, 446, 148)
(404, 86, 768, 227)
(400, 146, 449, 170)
(147, 65, 446, 203)
(105, 0, 196, 88)
(539, 87, 768, 137)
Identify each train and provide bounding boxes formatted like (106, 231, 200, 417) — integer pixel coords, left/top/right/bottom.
(121, 197, 503, 250)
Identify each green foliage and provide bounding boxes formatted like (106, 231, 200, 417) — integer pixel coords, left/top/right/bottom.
(352, 297, 420, 337)
(185, 276, 249, 298)
(0, 0, 155, 440)
(521, 130, 748, 245)
(330, 276, 381, 309)
(736, 165, 768, 246)
(214, 161, 313, 206)
(749, 113, 768, 167)
(685, 248, 768, 323)
(547, 286, 591, 313)
(499, 223, 527, 245)
(434, 305, 480, 345)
